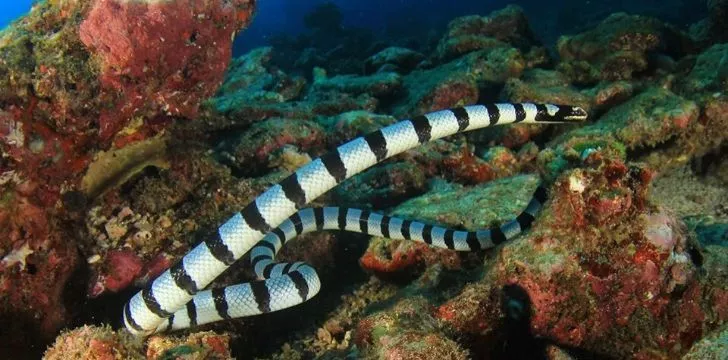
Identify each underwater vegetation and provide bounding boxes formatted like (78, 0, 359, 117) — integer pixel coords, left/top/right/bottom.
(0, 0, 727, 359)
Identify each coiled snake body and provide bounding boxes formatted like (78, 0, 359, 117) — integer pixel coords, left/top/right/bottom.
(123, 103, 587, 335)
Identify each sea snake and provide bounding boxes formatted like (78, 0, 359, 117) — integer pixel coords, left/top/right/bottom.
(157, 186, 546, 332)
(123, 103, 587, 335)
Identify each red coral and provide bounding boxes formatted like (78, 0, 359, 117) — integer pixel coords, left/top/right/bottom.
(89, 249, 143, 296)
(360, 240, 426, 276)
(79, 0, 255, 142)
(442, 146, 495, 184)
(0, 199, 79, 348)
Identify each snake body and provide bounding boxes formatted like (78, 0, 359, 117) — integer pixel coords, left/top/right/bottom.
(124, 103, 587, 335)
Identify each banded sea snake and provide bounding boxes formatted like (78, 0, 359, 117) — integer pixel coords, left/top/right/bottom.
(123, 103, 587, 335)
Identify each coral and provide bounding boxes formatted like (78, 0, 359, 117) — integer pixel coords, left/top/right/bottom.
(43, 325, 143, 360)
(146, 331, 233, 360)
(80, 135, 169, 199)
(682, 325, 728, 360)
(18, 3, 728, 358)
(0, 196, 80, 353)
(79, 0, 255, 141)
(433, 158, 726, 358)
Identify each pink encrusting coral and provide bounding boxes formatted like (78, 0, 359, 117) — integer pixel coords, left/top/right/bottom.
(79, 0, 255, 142)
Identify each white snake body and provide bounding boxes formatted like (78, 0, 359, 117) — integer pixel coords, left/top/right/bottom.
(123, 103, 587, 335)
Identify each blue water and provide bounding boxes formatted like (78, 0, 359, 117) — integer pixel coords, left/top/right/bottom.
(0, 0, 707, 55)
(0, 0, 33, 29)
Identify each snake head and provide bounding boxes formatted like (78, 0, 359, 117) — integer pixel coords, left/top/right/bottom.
(551, 105, 588, 122)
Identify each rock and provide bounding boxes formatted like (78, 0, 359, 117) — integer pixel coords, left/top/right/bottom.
(221, 118, 326, 176)
(557, 13, 694, 84)
(679, 43, 728, 94)
(394, 47, 525, 118)
(79, 0, 255, 141)
(682, 326, 728, 360)
(311, 68, 403, 98)
(332, 162, 427, 210)
(0, 1, 255, 355)
(360, 175, 540, 276)
(551, 87, 700, 171)
(702, 0, 728, 44)
(213, 47, 306, 114)
(435, 5, 539, 61)
(355, 297, 470, 359)
(319, 110, 397, 140)
(146, 331, 233, 359)
(364, 47, 425, 74)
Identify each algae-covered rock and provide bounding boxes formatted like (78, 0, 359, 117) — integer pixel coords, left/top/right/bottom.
(502, 69, 592, 112)
(364, 46, 425, 75)
(566, 87, 697, 148)
(680, 43, 728, 94)
(318, 110, 397, 140)
(332, 162, 428, 209)
(214, 47, 306, 113)
(557, 13, 693, 84)
(311, 68, 403, 98)
(395, 47, 525, 117)
(0, 1, 256, 355)
(550, 87, 701, 171)
(145, 331, 233, 360)
(683, 326, 728, 360)
(436, 5, 539, 61)
(359, 175, 539, 276)
(493, 69, 593, 147)
(388, 174, 539, 230)
(221, 118, 327, 176)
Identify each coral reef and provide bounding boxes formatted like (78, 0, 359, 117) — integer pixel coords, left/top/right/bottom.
(0, 1, 722, 359)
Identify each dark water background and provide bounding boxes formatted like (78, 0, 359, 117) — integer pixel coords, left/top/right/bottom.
(0, 1, 709, 55)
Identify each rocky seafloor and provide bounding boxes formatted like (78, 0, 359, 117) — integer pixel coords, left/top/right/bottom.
(1, 0, 727, 359)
